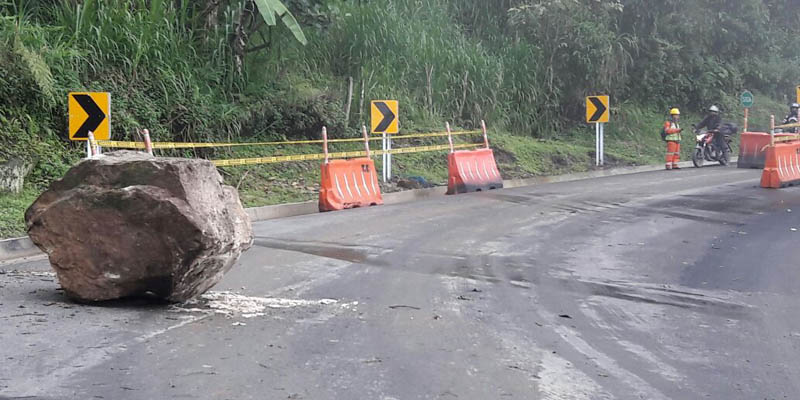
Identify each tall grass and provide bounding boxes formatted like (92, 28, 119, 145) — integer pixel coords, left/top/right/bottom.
(307, 0, 506, 131)
(303, 0, 634, 138)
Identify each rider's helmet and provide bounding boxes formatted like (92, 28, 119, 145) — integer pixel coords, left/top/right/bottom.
(708, 105, 719, 113)
(791, 103, 799, 110)
(670, 108, 680, 116)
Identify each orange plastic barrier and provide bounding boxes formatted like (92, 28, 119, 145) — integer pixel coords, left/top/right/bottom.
(760, 141, 800, 188)
(319, 158, 383, 211)
(738, 132, 794, 169)
(446, 148, 503, 195)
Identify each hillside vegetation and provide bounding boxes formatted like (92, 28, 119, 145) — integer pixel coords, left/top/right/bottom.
(0, 0, 798, 236)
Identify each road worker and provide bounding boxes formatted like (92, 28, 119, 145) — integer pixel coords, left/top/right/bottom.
(664, 108, 683, 170)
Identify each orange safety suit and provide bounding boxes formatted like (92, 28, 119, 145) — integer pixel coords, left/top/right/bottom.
(663, 120, 682, 170)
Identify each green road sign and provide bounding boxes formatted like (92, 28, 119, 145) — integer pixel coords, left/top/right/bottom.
(740, 91, 754, 108)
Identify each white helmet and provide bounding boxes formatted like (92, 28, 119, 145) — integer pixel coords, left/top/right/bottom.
(709, 105, 720, 113)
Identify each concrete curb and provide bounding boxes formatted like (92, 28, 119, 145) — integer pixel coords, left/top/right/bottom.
(0, 236, 41, 263)
(245, 157, 738, 220)
(243, 186, 448, 221)
(0, 157, 740, 263)
(504, 158, 736, 188)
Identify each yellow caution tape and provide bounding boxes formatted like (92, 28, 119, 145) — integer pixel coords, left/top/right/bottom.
(773, 134, 800, 143)
(760, 134, 800, 151)
(388, 131, 480, 140)
(96, 130, 481, 150)
(774, 122, 800, 130)
(212, 143, 482, 167)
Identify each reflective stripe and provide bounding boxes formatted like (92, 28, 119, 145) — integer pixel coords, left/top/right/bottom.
(370, 169, 378, 195)
(343, 174, 353, 198)
(795, 154, 800, 176)
(361, 171, 371, 196)
(335, 175, 344, 199)
(352, 173, 362, 197)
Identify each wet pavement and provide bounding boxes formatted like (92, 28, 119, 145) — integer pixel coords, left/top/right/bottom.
(2, 165, 799, 399)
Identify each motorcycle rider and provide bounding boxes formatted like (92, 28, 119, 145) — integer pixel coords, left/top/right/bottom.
(664, 108, 683, 170)
(783, 103, 799, 133)
(695, 105, 723, 154)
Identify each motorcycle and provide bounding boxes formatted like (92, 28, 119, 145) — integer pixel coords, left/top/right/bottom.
(691, 122, 737, 168)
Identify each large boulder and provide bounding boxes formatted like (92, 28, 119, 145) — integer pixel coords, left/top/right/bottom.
(25, 151, 253, 302)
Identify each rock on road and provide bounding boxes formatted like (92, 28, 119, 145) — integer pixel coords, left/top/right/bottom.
(1, 166, 799, 399)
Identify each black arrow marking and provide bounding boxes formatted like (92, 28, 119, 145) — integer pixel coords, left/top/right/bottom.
(375, 102, 396, 132)
(72, 94, 106, 139)
(589, 97, 607, 122)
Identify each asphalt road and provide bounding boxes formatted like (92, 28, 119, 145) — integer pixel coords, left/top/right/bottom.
(2, 165, 800, 400)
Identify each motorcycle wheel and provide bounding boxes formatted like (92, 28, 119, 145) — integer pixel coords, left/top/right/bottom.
(692, 147, 704, 168)
(704, 146, 715, 162)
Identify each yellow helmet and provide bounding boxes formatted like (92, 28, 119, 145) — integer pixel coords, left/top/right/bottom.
(670, 108, 681, 115)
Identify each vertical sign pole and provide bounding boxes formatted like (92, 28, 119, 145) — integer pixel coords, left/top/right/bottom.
(743, 108, 749, 133)
(600, 123, 605, 166)
(595, 123, 600, 166)
(86, 138, 92, 159)
(386, 135, 392, 180)
(382, 132, 387, 183)
(88, 131, 97, 157)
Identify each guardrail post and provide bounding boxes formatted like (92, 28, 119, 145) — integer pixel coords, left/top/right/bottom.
(770, 115, 775, 146)
(362, 125, 371, 158)
(481, 120, 490, 149)
(322, 126, 329, 164)
(446, 122, 454, 153)
(143, 129, 154, 156)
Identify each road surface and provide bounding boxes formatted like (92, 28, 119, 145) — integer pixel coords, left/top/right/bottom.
(2, 166, 799, 399)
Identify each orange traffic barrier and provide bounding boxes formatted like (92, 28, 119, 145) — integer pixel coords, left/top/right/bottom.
(738, 132, 795, 169)
(445, 121, 504, 195)
(318, 126, 384, 212)
(760, 141, 800, 188)
(319, 159, 383, 211)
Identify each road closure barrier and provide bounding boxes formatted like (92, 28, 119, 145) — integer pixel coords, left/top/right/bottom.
(760, 140, 800, 188)
(319, 158, 383, 211)
(739, 132, 772, 169)
(319, 127, 384, 212)
(738, 131, 796, 169)
(90, 124, 495, 210)
(445, 121, 503, 195)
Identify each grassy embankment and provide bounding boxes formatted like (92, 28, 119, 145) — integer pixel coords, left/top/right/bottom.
(0, 0, 793, 238)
